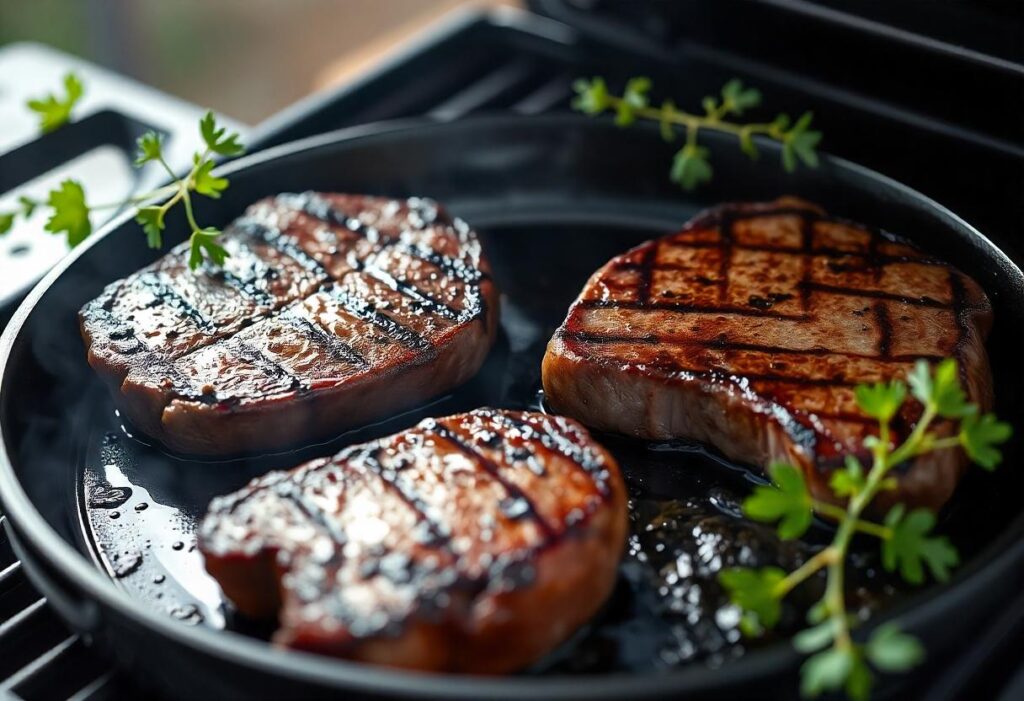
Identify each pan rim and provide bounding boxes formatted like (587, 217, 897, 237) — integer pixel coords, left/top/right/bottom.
(0, 113, 1021, 698)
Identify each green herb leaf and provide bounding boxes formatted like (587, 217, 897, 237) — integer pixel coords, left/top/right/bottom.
(670, 143, 713, 191)
(718, 567, 785, 635)
(739, 128, 759, 160)
(743, 463, 813, 539)
(865, 624, 925, 673)
(793, 619, 837, 653)
(0, 212, 13, 235)
(800, 646, 853, 698)
(134, 131, 165, 167)
(909, 358, 973, 418)
(659, 100, 677, 141)
(135, 207, 166, 249)
(44, 179, 91, 246)
(192, 159, 229, 199)
(782, 111, 821, 172)
(571, 77, 610, 115)
(721, 79, 761, 115)
(845, 653, 874, 701)
(26, 72, 84, 133)
(830, 454, 866, 498)
(189, 227, 228, 270)
(959, 413, 1012, 470)
(199, 111, 244, 157)
(882, 505, 958, 584)
(854, 380, 907, 422)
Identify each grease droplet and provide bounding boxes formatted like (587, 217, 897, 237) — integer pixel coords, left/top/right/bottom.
(89, 485, 132, 509)
(172, 541, 184, 551)
(134, 502, 149, 512)
(112, 550, 142, 578)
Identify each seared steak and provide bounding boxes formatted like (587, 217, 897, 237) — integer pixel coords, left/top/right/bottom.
(80, 193, 498, 455)
(199, 409, 626, 673)
(542, 198, 993, 512)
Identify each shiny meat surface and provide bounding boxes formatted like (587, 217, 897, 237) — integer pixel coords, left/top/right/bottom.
(80, 193, 498, 455)
(542, 198, 994, 511)
(198, 409, 627, 673)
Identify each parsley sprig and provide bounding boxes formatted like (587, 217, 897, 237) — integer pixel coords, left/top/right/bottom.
(27, 72, 84, 133)
(1, 73, 243, 270)
(572, 76, 822, 190)
(719, 358, 1010, 700)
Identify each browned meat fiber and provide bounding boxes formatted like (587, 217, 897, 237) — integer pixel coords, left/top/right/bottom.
(80, 193, 499, 455)
(199, 409, 627, 674)
(542, 198, 993, 512)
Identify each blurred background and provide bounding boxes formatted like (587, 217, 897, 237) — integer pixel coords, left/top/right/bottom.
(0, 0, 511, 123)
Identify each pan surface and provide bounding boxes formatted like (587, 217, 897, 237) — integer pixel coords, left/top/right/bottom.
(0, 115, 1021, 700)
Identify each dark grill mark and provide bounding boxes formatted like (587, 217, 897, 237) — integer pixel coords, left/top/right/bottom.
(137, 273, 216, 332)
(717, 212, 735, 303)
(358, 261, 463, 322)
(274, 479, 348, 545)
(391, 242, 486, 285)
(325, 285, 433, 352)
(428, 421, 555, 540)
(874, 301, 892, 358)
(233, 341, 306, 391)
(281, 312, 369, 370)
(576, 298, 808, 320)
(234, 218, 329, 277)
(211, 268, 276, 306)
(798, 281, 952, 308)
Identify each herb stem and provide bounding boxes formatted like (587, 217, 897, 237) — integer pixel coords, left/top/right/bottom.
(774, 547, 835, 598)
(811, 500, 892, 539)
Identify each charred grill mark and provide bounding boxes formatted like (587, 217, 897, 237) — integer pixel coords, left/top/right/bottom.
(561, 329, 943, 364)
(234, 219, 329, 277)
(137, 273, 217, 332)
(874, 301, 892, 358)
(635, 244, 656, 306)
(799, 213, 814, 312)
(210, 268, 276, 306)
(357, 261, 463, 322)
(486, 413, 612, 496)
(428, 421, 556, 540)
(391, 242, 486, 285)
(576, 298, 809, 320)
(351, 445, 452, 546)
(949, 271, 970, 391)
(798, 281, 952, 308)
(275, 479, 349, 545)
(233, 341, 306, 391)
(324, 285, 433, 352)
(717, 212, 735, 303)
(281, 312, 370, 370)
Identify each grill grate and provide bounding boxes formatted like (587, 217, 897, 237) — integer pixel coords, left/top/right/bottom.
(1, 5, 1020, 699)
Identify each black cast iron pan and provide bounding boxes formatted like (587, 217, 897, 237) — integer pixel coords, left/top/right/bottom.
(0, 115, 1021, 700)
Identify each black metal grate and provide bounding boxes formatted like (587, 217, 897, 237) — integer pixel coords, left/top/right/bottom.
(0, 5, 1021, 699)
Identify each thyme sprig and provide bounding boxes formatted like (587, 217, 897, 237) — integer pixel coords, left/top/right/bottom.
(572, 76, 822, 189)
(720, 359, 1011, 700)
(1, 73, 243, 270)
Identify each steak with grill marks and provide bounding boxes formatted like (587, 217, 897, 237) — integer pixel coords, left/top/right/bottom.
(80, 193, 499, 455)
(542, 198, 994, 512)
(199, 409, 626, 673)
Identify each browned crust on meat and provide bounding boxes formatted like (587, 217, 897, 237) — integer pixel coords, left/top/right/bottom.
(199, 410, 627, 673)
(80, 194, 499, 455)
(542, 197, 994, 512)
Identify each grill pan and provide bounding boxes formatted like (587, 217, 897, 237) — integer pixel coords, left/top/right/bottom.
(0, 115, 1021, 699)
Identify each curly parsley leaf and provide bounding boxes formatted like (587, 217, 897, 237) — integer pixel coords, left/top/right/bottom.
(44, 180, 91, 246)
(571, 77, 610, 115)
(720, 78, 761, 115)
(199, 111, 244, 156)
(854, 380, 907, 422)
(882, 505, 958, 584)
(135, 207, 166, 249)
(744, 463, 813, 538)
(0, 212, 13, 235)
(189, 227, 229, 269)
(908, 358, 973, 418)
(865, 624, 925, 673)
(192, 159, 229, 199)
(801, 646, 854, 698)
(134, 131, 165, 167)
(670, 143, 713, 191)
(830, 455, 866, 498)
(719, 566, 785, 635)
(959, 413, 1012, 470)
(27, 72, 84, 133)
(781, 112, 821, 172)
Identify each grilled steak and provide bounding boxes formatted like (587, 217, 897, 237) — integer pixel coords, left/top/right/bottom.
(199, 409, 626, 673)
(543, 198, 993, 512)
(80, 193, 499, 455)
